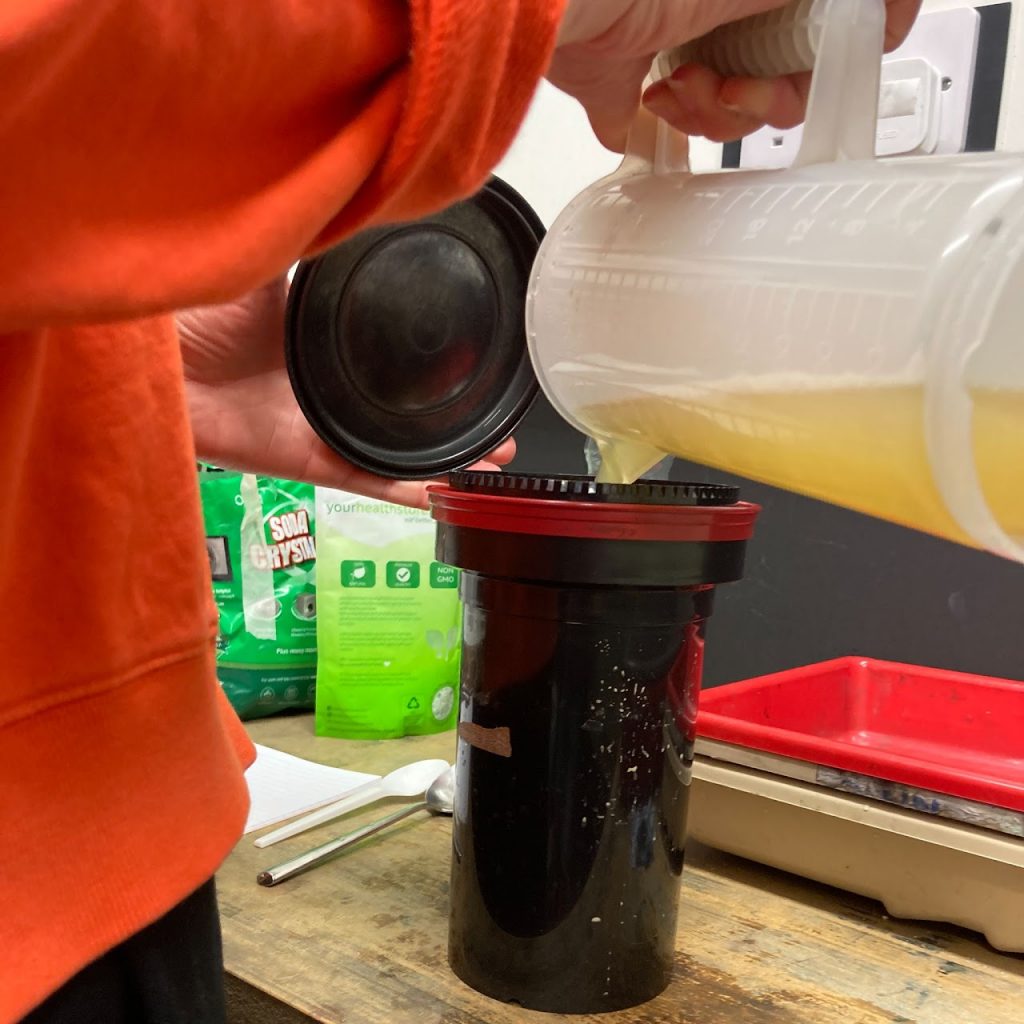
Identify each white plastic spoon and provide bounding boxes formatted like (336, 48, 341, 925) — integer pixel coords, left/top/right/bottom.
(254, 758, 450, 848)
(256, 766, 456, 886)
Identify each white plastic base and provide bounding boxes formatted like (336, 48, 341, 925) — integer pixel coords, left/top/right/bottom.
(689, 756, 1024, 952)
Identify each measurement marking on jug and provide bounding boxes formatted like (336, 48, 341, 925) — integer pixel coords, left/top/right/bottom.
(741, 217, 767, 241)
(821, 291, 841, 343)
(923, 183, 952, 214)
(762, 186, 795, 216)
(864, 183, 896, 214)
(786, 218, 813, 245)
(722, 188, 758, 214)
(747, 185, 785, 212)
(810, 185, 843, 214)
(842, 183, 871, 209)
(894, 181, 928, 216)
(789, 187, 816, 212)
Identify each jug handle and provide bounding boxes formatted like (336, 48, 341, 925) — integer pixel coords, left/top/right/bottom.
(619, 102, 692, 178)
(626, 0, 885, 176)
(793, 0, 885, 167)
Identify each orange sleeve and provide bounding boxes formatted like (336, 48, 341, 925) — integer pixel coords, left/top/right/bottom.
(0, 0, 565, 331)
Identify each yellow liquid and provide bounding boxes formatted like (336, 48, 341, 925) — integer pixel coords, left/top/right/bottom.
(586, 386, 1024, 549)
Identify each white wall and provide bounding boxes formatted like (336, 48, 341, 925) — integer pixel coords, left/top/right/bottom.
(494, 82, 619, 228)
(913, 0, 1021, 147)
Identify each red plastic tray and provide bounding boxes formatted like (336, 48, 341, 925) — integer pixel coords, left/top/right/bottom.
(697, 657, 1024, 813)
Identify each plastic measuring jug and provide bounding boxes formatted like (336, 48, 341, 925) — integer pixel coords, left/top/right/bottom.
(527, 0, 1024, 561)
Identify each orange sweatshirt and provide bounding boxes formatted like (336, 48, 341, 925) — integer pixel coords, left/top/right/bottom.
(0, 2, 562, 1019)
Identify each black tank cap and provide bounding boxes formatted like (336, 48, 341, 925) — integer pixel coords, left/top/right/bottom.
(284, 177, 545, 480)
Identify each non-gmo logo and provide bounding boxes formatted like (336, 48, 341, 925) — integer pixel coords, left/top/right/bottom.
(429, 562, 459, 589)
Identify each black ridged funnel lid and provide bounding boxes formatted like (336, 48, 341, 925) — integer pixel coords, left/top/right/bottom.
(447, 471, 741, 506)
(285, 178, 544, 479)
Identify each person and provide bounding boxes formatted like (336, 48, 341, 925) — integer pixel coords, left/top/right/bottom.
(1, 1, 919, 1020)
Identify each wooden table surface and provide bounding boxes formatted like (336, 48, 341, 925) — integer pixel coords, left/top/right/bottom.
(219, 714, 1023, 1024)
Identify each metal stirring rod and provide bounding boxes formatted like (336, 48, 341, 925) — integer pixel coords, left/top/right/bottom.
(257, 766, 455, 887)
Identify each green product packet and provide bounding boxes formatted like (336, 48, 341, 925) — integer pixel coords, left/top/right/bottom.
(198, 465, 317, 719)
(314, 488, 461, 739)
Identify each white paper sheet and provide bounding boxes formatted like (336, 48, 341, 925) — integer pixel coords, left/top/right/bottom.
(243, 744, 379, 834)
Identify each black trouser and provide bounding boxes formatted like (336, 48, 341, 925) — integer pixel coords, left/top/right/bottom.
(21, 879, 225, 1024)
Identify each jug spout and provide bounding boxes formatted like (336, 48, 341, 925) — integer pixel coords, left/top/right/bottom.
(593, 437, 670, 485)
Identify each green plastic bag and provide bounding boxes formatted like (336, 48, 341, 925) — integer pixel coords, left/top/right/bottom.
(198, 466, 317, 719)
(314, 488, 461, 739)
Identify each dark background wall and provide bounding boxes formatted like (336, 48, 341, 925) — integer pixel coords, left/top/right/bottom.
(509, 393, 1024, 689)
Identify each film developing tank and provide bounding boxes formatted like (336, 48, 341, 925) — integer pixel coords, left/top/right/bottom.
(430, 472, 760, 1013)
